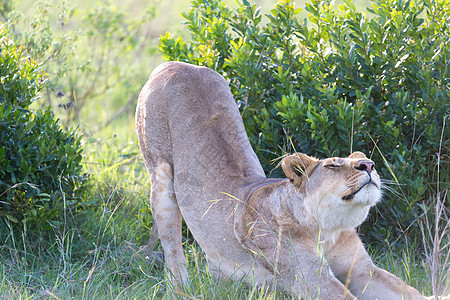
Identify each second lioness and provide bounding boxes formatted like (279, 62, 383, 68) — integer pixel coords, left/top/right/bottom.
(136, 61, 428, 299)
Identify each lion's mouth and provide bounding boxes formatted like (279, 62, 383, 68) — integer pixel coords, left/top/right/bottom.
(342, 180, 379, 201)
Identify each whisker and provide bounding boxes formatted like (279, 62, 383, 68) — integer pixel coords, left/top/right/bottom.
(381, 184, 397, 193)
(380, 184, 404, 199)
(380, 179, 407, 186)
(336, 185, 351, 198)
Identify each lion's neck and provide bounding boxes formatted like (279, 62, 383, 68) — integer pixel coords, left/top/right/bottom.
(318, 229, 342, 252)
(282, 190, 348, 252)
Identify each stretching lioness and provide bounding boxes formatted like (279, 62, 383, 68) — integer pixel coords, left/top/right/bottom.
(136, 61, 428, 299)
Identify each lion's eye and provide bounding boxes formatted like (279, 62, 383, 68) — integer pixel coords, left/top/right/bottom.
(325, 164, 340, 169)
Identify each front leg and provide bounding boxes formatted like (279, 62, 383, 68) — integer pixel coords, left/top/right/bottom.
(328, 230, 426, 300)
(239, 225, 356, 299)
(276, 234, 357, 299)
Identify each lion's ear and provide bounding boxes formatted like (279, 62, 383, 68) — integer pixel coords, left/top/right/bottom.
(282, 153, 318, 188)
(348, 151, 367, 159)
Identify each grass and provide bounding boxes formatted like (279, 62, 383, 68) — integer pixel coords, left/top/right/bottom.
(0, 219, 438, 299)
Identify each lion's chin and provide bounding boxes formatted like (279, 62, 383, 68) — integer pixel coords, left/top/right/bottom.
(310, 191, 378, 234)
(342, 181, 381, 203)
(315, 201, 372, 236)
(351, 184, 382, 206)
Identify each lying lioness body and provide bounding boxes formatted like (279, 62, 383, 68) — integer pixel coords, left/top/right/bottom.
(136, 61, 427, 299)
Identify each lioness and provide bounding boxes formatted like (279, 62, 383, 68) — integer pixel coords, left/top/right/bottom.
(136, 61, 427, 299)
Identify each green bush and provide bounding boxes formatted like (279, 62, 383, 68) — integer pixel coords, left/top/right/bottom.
(159, 0, 449, 246)
(0, 25, 88, 228)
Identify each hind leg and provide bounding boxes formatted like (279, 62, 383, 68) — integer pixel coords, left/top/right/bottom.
(151, 160, 188, 292)
(142, 222, 164, 265)
(146, 221, 159, 254)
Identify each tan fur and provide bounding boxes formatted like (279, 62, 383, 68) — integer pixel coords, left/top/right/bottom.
(136, 61, 429, 299)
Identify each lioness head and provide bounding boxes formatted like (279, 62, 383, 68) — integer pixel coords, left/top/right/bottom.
(282, 151, 381, 233)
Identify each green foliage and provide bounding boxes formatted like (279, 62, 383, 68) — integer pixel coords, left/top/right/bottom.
(0, 31, 43, 108)
(160, 0, 449, 246)
(0, 25, 87, 228)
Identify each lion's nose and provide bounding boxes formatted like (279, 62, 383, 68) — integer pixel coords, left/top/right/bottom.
(355, 161, 374, 174)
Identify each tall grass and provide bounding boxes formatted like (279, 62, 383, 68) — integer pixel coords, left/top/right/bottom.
(419, 116, 450, 299)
